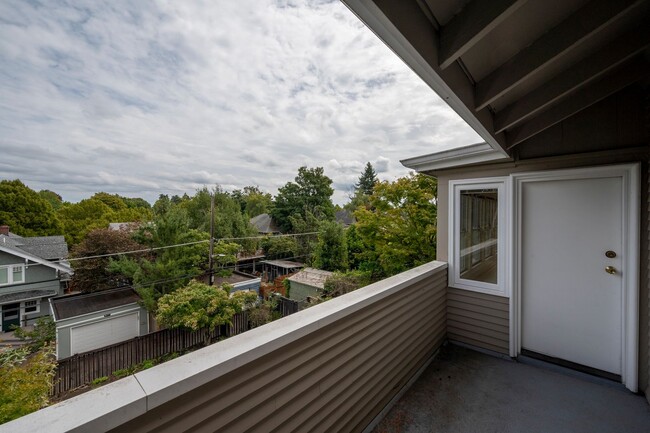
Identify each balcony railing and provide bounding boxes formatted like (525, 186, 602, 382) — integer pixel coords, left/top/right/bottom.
(4, 261, 449, 433)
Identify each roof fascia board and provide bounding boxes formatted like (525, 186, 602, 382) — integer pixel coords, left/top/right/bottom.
(0, 245, 73, 274)
(341, 0, 508, 157)
(401, 142, 509, 172)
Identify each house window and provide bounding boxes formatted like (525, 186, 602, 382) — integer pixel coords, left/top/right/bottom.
(0, 264, 24, 286)
(24, 300, 39, 314)
(450, 178, 508, 296)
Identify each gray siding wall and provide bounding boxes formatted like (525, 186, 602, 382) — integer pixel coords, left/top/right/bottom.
(0, 251, 60, 294)
(436, 150, 649, 390)
(108, 263, 448, 433)
(447, 288, 509, 354)
(288, 281, 318, 301)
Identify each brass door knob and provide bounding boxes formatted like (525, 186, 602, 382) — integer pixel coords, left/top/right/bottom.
(605, 266, 617, 275)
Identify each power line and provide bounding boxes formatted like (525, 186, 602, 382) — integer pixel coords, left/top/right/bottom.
(33, 231, 320, 266)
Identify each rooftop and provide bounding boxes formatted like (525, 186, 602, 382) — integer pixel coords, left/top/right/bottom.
(259, 259, 305, 269)
(51, 287, 140, 320)
(287, 267, 334, 290)
(0, 232, 69, 260)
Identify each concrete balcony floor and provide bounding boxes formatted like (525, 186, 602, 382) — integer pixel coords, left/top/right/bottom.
(374, 344, 650, 433)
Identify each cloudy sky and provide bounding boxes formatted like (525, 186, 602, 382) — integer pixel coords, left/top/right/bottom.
(0, 0, 481, 205)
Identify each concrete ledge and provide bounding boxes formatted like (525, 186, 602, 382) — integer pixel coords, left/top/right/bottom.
(0, 376, 147, 433)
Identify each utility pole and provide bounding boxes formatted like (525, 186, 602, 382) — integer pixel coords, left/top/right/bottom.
(208, 192, 215, 285)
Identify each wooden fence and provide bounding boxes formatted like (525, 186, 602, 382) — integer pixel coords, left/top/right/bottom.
(52, 312, 249, 397)
(275, 295, 299, 316)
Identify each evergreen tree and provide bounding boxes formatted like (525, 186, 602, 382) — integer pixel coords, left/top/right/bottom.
(355, 162, 378, 196)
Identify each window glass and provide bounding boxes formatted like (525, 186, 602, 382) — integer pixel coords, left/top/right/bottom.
(24, 300, 38, 313)
(12, 266, 23, 283)
(0, 268, 7, 285)
(459, 189, 498, 284)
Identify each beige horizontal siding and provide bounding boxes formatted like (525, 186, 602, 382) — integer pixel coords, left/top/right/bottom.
(447, 287, 510, 354)
(109, 264, 448, 433)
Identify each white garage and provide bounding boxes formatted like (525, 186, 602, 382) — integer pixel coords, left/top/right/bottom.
(51, 288, 149, 359)
(70, 312, 140, 355)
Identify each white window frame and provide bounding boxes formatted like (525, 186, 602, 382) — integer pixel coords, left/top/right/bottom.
(23, 300, 40, 314)
(0, 264, 25, 286)
(449, 177, 510, 297)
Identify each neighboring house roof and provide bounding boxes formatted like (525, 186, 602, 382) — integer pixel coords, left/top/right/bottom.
(0, 243, 73, 275)
(108, 222, 144, 231)
(214, 272, 257, 286)
(0, 289, 58, 305)
(288, 268, 334, 290)
(335, 210, 355, 226)
(250, 213, 281, 234)
(0, 233, 68, 260)
(51, 287, 141, 321)
(260, 260, 304, 269)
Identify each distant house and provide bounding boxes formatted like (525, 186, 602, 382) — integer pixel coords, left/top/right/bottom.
(260, 259, 304, 283)
(287, 268, 333, 301)
(335, 210, 355, 227)
(108, 221, 145, 232)
(0, 225, 73, 332)
(217, 272, 261, 295)
(50, 287, 148, 359)
(250, 213, 281, 235)
(198, 271, 262, 295)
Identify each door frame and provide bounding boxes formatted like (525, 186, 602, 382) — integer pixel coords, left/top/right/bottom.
(509, 163, 640, 392)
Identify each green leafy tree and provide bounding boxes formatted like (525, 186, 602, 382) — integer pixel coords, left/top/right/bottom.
(313, 221, 348, 272)
(0, 346, 56, 424)
(322, 270, 372, 298)
(11, 317, 56, 352)
(0, 180, 62, 236)
(354, 173, 437, 278)
(181, 187, 258, 253)
(272, 167, 335, 232)
(153, 194, 172, 216)
(57, 198, 115, 245)
(122, 197, 151, 209)
(231, 186, 273, 217)
(109, 207, 209, 312)
(91, 192, 128, 212)
(260, 236, 299, 259)
(156, 281, 257, 331)
(70, 228, 148, 293)
(345, 224, 364, 270)
(38, 190, 63, 210)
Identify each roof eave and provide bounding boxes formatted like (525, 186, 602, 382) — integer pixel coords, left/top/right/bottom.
(341, 0, 509, 158)
(401, 142, 510, 173)
(0, 245, 74, 274)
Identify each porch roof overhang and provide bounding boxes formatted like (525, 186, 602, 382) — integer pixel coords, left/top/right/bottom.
(342, 0, 650, 170)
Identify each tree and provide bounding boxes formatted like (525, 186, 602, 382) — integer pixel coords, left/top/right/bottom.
(181, 187, 258, 253)
(38, 190, 63, 210)
(70, 228, 148, 293)
(57, 198, 113, 245)
(231, 186, 273, 218)
(155, 281, 257, 331)
(321, 270, 371, 298)
(0, 180, 62, 236)
(355, 162, 378, 196)
(260, 236, 298, 260)
(109, 207, 210, 312)
(354, 173, 437, 278)
(271, 166, 335, 232)
(313, 221, 348, 272)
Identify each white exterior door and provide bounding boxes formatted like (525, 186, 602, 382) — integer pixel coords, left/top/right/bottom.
(70, 312, 139, 355)
(521, 176, 623, 376)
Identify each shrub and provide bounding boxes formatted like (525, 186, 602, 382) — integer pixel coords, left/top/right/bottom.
(322, 270, 372, 298)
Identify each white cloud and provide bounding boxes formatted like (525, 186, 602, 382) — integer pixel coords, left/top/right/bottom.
(0, 0, 482, 205)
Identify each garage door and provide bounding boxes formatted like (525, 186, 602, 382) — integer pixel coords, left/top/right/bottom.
(70, 313, 139, 355)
